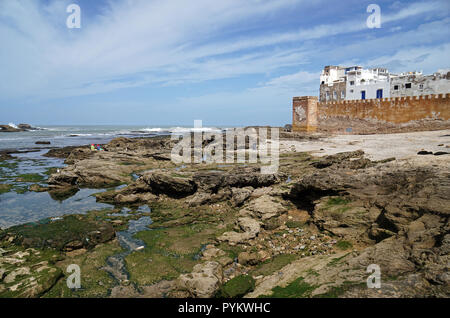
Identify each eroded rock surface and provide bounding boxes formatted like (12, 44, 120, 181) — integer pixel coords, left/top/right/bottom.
(176, 261, 223, 298)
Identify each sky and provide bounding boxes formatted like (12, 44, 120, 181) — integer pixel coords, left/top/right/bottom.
(0, 0, 449, 126)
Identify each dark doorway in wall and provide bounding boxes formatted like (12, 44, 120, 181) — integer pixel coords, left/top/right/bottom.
(376, 89, 383, 98)
(361, 90, 366, 100)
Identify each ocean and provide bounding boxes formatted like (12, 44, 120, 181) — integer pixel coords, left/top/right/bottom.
(0, 124, 224, 228)
(0, 125, 215, 151)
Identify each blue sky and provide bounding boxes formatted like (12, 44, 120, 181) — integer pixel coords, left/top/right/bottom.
(0, 0, 449, 126)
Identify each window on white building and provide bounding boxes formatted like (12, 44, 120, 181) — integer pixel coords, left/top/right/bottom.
(394, 85, 399, 90)
(350, 81, 355, 85)
(405, 83, 412, 89)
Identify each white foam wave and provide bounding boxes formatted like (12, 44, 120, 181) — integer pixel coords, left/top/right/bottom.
(170, 127, 222, 133)
(141, 128, 165, 132)
(67, 133, 93, 137)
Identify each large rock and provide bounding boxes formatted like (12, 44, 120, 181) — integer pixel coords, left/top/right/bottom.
(175, 166, 281, 206)
(96, 177, 157, 204)
(406, 214, 444, 250)
(191, 167, 281, 193)
(142, 172, 196, 197)
(313, 198, 380, 240)
(311, 150, 371, 169)
(47, 171, 78, 187)
(238, 252, 259, 265)
(222, 166, 282, 188)
(348, 237, 416, 277)
(202, 246, 226, 260)
(186, 188, 231, 207)
(48, 156, 134, 188)
(0, 125, 22, 132)
(43, 145, 85, 159)
(218, 217, 261, 245)
(192, 171, 224, 192)
(291, 162, 450, 241)
(64, 148, 94, 164)
(17, 124, 32, 130)
(217, 231, 253, 245)
(231, 187, 254, 207)
(177, 261, 223, 298)
(104, 136, 175, 153)
(239, 195, 287, 220)
(73, 159, 130, 187)
(0, 123, 38, 132)
(115, 193, 157, 204)
(237, 217, 261, 236)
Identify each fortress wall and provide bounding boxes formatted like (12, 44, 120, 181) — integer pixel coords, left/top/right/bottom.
(293, 94, 450, 134)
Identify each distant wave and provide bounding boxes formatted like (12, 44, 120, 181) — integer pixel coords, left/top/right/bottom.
(170, 127, 222, 133)
(66, 133, 94, 137)
(141, 128, 165, 132)
(0, 137, 28, 141)
(8, 123, 18, 129)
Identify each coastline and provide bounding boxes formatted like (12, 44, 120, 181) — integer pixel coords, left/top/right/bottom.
(0, 129, 449, 298)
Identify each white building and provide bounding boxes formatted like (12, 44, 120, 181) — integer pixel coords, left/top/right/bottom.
(345, 67, 390, 100)
(319, 65, 347, 86)
(319, 65, 391, 102)
(319, 66, 449, 102)
(390, 70, 450, 97)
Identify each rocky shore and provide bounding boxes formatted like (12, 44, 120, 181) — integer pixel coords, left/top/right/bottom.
(0, 124, 40, 132)
(0, 130, 449, 298)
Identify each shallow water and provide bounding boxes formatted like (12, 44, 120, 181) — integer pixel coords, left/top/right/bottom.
(117, 216, 152, 251)
(0, 188, 113, 229)
(0, 148, 117, 228)
(104, 213, 153, 284)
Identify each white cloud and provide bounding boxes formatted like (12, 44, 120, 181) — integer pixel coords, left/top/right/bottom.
(0, 0, 448, 102)
(255, 70, 319, 95)
(1, 0, 316, 100)
(364, 43, 450, 74)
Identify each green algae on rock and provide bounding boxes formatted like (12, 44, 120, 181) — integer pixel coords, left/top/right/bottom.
(0, 245, 63, 297)
(0, 215, 115, 251)
(218, 274, 255, 298)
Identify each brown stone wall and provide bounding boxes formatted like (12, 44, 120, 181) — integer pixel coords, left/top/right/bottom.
(293, 96, 318, 132)
(293, 94, 450, 134)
